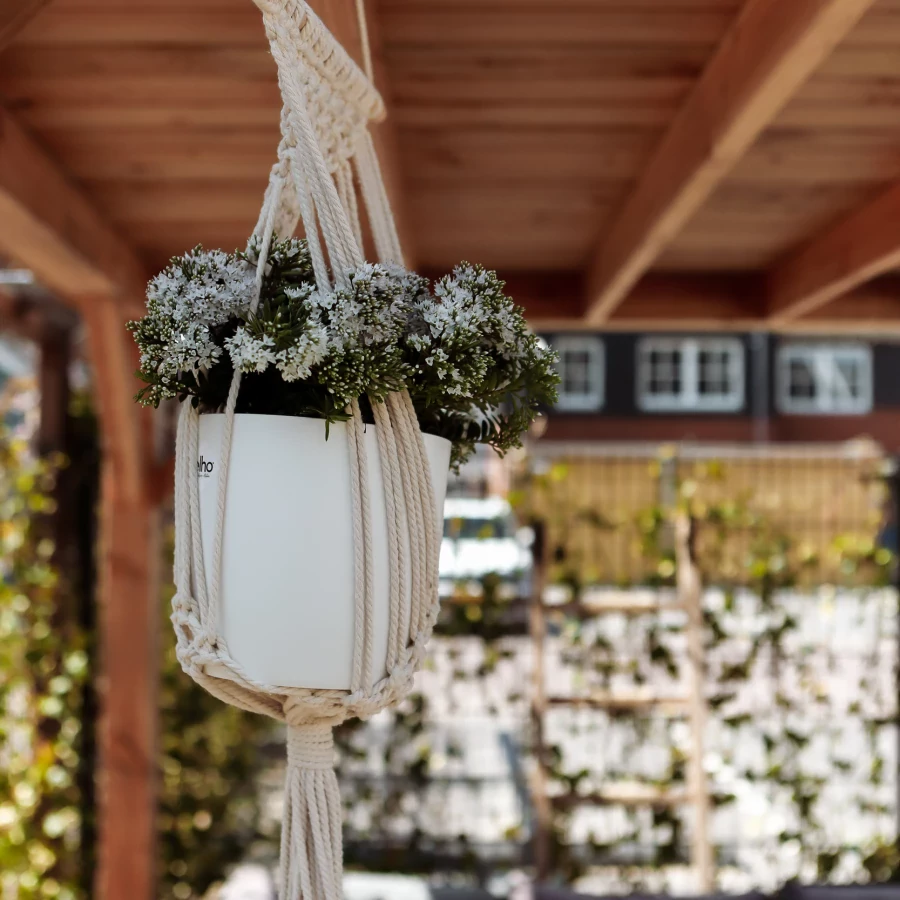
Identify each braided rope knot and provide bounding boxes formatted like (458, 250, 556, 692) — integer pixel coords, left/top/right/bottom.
(285, 721, 336, 770)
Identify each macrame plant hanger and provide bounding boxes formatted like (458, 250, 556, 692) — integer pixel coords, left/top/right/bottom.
(169, 2, 440, 897)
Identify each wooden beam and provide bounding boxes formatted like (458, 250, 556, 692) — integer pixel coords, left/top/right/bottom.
(0, 106, 149, 494)
(584, 0, 875, 324)
(0, 107, 147, 305)
(767, 182, 900, 322)
(314, 0, 417, 266)
(553, 786, 692, 810)
(0, 0, 51, 52)
(520, 272, 900, 334)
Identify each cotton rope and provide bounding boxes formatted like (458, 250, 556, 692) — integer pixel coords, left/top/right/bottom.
(354, 0, 375, 84)
(169, 2, 438, 897)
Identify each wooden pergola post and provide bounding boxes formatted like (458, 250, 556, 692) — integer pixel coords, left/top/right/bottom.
(83, 297, 161, 900)
(0, 0, 163, 873)
(95, 474, 160, 900)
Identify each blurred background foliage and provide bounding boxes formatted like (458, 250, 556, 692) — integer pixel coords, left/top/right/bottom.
(2, 402, 899, 894)
(0, 423, 88, 900)
(516, 455, 898, 887)
(157, 534, 277, 900)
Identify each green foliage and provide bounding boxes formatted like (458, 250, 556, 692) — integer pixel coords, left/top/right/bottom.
(0, 427, 88, 900)
(157, 534, 277, 900)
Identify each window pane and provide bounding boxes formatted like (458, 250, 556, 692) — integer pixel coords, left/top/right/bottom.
(698, 348, 730, 397)
(788, 359, 816, 399)
(647, 348, 681, 395)
(833, 357, 861, 399)
(562, 350, 590, 394)
(640, 338, 741, 411)
(554, 337, 604, 411)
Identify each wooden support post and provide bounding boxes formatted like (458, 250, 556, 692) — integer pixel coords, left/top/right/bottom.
(528, 520, 553, 883)
(81, 298, 144, 503)
(80, 294, 160, 900)
(94, 473, 159, 900)
(38, 324, 78, 582)
(674, 512, 715, 892)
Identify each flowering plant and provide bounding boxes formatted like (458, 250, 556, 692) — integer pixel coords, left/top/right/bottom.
(129, 238, 558, 467)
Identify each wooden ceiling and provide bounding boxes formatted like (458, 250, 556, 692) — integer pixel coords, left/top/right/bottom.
(3, 0, 900, 332)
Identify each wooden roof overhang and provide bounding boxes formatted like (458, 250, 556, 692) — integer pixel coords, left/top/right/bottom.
(5, 0, 900, 344)
(5, 4, 900, 897)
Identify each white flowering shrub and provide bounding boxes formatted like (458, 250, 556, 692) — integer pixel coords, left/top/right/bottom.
(129, 239, 558, 466)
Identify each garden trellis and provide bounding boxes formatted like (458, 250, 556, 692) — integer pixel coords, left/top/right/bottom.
(169, 2, 444, 897)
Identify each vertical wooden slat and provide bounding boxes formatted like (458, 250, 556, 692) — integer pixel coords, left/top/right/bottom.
(675, 513, 715, 891)
(528, 521, 553, 882)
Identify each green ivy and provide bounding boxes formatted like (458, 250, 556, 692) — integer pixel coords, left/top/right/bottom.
(0, 426, 88, 900)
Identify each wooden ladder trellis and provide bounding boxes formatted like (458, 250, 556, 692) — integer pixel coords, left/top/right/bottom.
(528, 516, 715, 890)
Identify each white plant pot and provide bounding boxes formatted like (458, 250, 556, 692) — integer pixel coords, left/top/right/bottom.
(196, 413, 451, 690)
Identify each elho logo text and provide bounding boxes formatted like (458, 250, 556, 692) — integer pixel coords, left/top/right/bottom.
(197, 456, 215, 477)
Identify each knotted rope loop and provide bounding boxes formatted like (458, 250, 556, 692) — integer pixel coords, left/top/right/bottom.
(285, 721, 337, 771)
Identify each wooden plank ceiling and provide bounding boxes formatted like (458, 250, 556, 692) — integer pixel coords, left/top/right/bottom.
(3, 0, 900, 330)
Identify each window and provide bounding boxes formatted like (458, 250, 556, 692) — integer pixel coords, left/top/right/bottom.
(637, 337, 744, 412)
(777, 343, 872, 415)
(553, 336, 604, 412)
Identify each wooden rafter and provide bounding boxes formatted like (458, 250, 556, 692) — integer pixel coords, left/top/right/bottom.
(584, 0, 876, 324)
(767, 181, 900, 322)
(0, 0, 50, 53)
(0, 108, 146, 306)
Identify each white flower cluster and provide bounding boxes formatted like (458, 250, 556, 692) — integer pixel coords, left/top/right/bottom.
(148, 247, 256, 327)
(225, 321, 329, 382)
(404, 263, 536, 397)
(130, 241, 558, 465)
(310, 264, 412, 405)
(132, 248, 257, 400)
